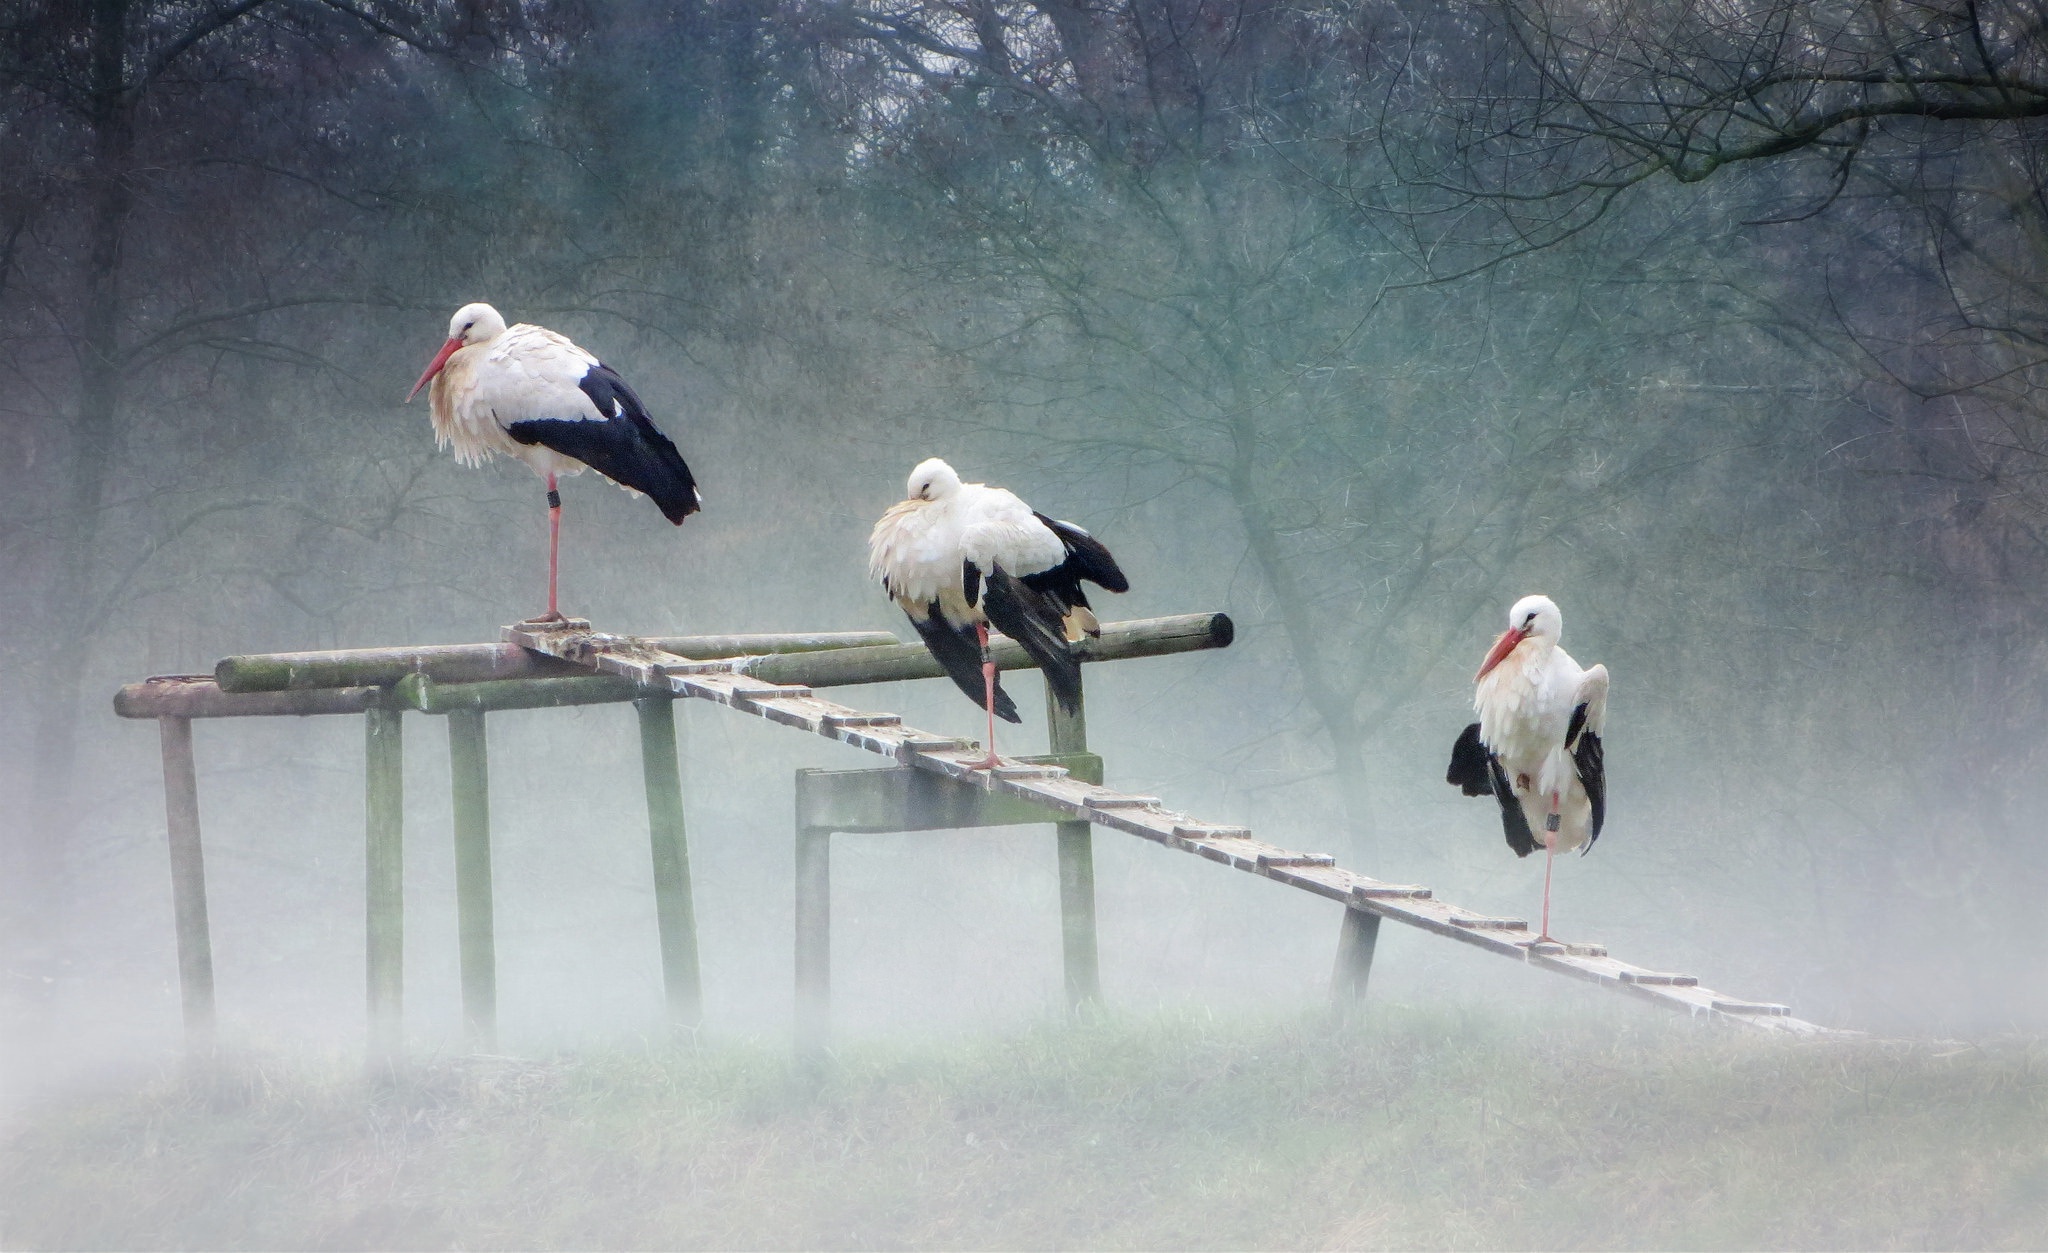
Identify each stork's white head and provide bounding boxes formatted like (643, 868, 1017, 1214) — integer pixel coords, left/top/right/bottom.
(406, 302, 507, 403)
(446, 302, 507, 347)
(1475, 593, 1562, 681)
(907, 457, 962, 501)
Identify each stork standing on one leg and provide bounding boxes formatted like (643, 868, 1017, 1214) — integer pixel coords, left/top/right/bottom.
(868, 457, 1129, 770)
(406, 302, 701, 621)
(1445, 594, 1608, 945)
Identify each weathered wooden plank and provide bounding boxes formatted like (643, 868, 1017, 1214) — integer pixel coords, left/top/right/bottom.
(217, 631, 898, 693)
(158, 717, 216, 1043)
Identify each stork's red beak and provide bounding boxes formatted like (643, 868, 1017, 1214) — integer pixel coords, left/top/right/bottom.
(1474, 625, 1529, 682)
(406, 336, 462, 402)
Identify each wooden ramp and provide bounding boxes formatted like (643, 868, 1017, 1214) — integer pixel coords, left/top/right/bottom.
(504, 617, 1834, 1038)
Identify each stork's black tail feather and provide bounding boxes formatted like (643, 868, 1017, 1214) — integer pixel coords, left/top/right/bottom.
(908, 609, 1020, 723)
(982, 567, 1083, 714)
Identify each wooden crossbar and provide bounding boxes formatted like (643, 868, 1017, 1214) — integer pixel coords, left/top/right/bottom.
(505, 616, 1835, 1037)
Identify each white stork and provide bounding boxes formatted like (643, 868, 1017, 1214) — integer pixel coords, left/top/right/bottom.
(1445, 593, 1609, 944)
(406, 302, 701, 620)
(868, 457, 1128, 769)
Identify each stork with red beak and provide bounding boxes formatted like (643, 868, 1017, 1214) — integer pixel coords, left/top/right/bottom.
(406, 302, 701, 620)
(1445, 593, 1608, 944)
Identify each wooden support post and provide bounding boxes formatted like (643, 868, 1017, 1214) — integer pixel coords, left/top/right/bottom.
(635, 696, 702, 1031)
(447, 709, 496, 1050)
(364, 704, 404, 1063)
(157, 716, 216, 1044)
(1046, 684, 1101, 1013)
(1332, 906, 1381, 1015)
(794, 821, 831, 1057)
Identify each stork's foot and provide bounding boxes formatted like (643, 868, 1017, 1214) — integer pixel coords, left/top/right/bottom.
(521, 610, 571, 625)
(966, 751, 1003, 771)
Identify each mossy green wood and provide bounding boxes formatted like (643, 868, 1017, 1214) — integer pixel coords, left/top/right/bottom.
(447, 710, 496, 1049)
(157, 716, 216, 1042)
(635, 696, 701, 1030)
(217, 631, 900, 693)
(1045, 686, 1101, 1013)
(364, 706, 404, 1063)
(744, 612, 1230, 689)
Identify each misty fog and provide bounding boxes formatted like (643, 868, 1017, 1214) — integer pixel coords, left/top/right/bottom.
(3, 1, 2046, 1248)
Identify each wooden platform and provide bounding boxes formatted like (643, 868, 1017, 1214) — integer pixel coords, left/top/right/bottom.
(503, 617, 1834, 1037)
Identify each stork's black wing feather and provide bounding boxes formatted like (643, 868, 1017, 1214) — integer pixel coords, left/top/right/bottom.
(1571, 709, 1605, 854)
(1487, 755, 1539, 858)
(1446, 722, 1493, 796)
(907, 606, 1019, 723)
(1449, 721, 1535, 855)
(982, 567, 1083, 714)
(506, 364, 701, 524)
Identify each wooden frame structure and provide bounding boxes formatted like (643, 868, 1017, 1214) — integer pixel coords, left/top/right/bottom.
(118, 630, 899, 1056)
(113, 617, 1233, 1056)
(116, 609, 1836, 1061)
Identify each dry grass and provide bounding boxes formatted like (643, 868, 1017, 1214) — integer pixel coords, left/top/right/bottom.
(2, 1004, 2044, 1250)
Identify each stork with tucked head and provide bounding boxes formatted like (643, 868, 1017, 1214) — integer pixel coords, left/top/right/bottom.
(406, 302, 701, 621)
(868, 457, 1129, 769)
(1446, 593, 1609, 944)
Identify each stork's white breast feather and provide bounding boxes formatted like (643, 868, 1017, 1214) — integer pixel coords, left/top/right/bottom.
(428, 324, 605, 471)
(867, 482, 1064, 609)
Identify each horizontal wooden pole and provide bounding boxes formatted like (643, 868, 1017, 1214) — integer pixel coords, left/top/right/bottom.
(122, 616, 1230, 720)
(216, 631, 900, 694)
(739, 612, 1234, 689)
(398, 672, 648, 715)
(796, 754, 1103, 833)
(115, 676, 396, 720)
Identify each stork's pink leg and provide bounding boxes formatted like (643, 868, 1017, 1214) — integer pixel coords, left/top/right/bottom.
(970, 621, 1001, 770)
(1536, 789, 1560, 944)
(544, 473, 563, 621)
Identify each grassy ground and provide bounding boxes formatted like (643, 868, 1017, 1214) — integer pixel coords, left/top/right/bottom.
(2, 1005, 2044, 1251)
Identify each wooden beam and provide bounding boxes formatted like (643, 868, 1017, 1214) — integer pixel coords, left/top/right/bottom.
(115, 676, 393, 720)
(398, 671, 647, 715)
(1046, 685, 1101, 1013)
(794, 821, 830, 1059)
(740, 613, 1232, 689)
(1331, 907, 1381, 1016)
(364, 706, 404, 1064)
(216, 631, 900, 693)
(794, 754, 1102, 833)
(635, 696, 702, 1031)
(157, 716, 215, 1044)
(447, 710, 496, 1050)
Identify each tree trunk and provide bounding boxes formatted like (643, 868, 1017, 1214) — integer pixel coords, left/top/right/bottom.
(12, 0, 134, 968)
